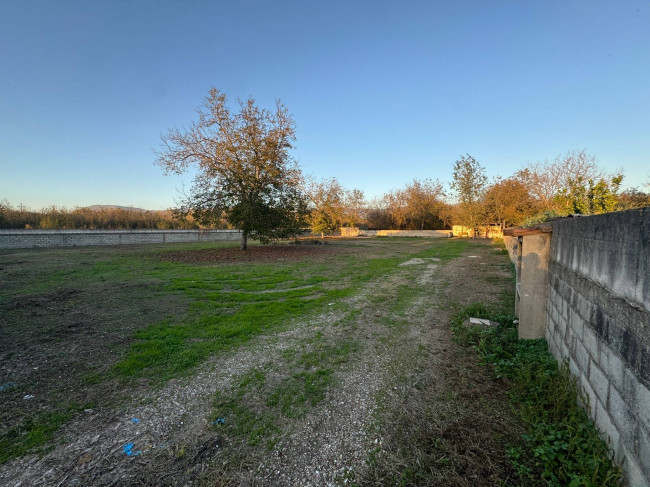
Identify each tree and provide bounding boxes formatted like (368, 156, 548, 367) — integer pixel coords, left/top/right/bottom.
(403, 178, 445, 230)
(559, 174, 623, 215)
(342, 188, 366, 228)
(307, 178, 346, 237)
(156, 88, 308, 250)
(307, 178, 365, 236)
(366, 198, 393, 230)
(383, 190, 409, 229)
(618, 187, 650, 209)
(515, 150, 606, 213)
(450, 154, 487, 235)
(483, 177, 538, 228)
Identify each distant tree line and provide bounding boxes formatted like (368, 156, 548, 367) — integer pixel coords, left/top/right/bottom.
(304, 150, 650, 235)
(3, 149, 648, 233)
(0, 202, 202, 230)
(6, 88, 649, 242)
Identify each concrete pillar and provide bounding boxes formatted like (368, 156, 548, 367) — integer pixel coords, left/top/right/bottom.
(515, 237, 522, 317)
(518, 234, 551, 339)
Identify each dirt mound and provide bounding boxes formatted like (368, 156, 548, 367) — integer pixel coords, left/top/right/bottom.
(159, 244, 342, 264)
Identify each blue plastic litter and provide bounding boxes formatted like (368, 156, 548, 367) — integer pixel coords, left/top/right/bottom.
(122, 443, 142, 456)
(0, 382, 17, 391)
(213, 418, 226, 425)
(131, 418, 140, 423)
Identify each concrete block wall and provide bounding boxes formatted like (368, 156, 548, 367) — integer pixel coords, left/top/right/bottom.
(373, 229, 453, 237)
(546, 208, 650, 486)
(0, 229, 242, 249)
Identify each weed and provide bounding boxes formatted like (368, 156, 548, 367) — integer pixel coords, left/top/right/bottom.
(451, 302, 621, 486)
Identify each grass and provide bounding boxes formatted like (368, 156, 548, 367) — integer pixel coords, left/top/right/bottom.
(212, 334, 360, 448)
(0, 403, 91, 464)
(0, 238, 474, 466)
(211, 332, 361, 448)
(113, 240, 470, 381)
(451, 298, 622, 486)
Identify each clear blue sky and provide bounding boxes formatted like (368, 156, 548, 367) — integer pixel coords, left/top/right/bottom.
(1, 0, 649, 210)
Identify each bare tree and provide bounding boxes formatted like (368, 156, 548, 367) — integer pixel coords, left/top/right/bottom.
(516, 150, 605, 213)
(156, 88, 308, 250)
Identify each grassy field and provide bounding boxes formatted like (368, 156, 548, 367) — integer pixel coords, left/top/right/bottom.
(0, 237, 619, 486)
(0, 239, 468, 464)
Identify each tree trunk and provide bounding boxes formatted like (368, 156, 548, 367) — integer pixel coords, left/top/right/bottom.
(241, 230, 248, 251)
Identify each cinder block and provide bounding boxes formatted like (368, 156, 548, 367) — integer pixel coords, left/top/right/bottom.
(557, 317, 567, 340)
(559, 337, 569, 361)
(575, 293, 593, 322)
(609, 385, 638, 453)
(595, 399, 621, 455)
(580, 373, 598, 419)
(589, 360, 610, 406)
(601, 345, 626, 395)
(621, 444, 648, 487)
(639, 426, 650, 480)
(569, 357, 581, 378)
(575, 340, 590, 374)
(638, 382, 650, 431)
(571, 312, 585, 340)
(583, 325, 600, 362)
(566, 327, 577, 354)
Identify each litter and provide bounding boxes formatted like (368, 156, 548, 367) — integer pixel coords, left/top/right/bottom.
(23, 394, 34, 400)
(122, 443, 142, 456)
(0, 382, 17, 391)
(131, 418, 140, 423)
(462, 317, 499, 328)
(213, 418, 226, 425)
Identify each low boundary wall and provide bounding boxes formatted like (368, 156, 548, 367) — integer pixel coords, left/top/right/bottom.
(0, 229, 242, 249)
(370, 229, 452, 237)
(507, 208, 650, 486)
(546, 210, 649, 486)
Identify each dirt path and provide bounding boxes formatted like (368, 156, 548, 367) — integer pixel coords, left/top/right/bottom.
(1, 240, 516, 486)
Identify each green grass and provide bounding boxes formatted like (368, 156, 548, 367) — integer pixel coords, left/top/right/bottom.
(0, 403, 90, 464)
(212, 334, 360, 447)
(266, 369, 334, 418)
(0, 238, 473, 464)
(112, 239, 472, 381)
(451, 301, 622, 486)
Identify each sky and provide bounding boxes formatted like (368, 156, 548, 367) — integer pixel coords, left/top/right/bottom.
(1, 0, 649, 210)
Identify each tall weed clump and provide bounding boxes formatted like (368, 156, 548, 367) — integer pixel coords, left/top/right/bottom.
(451, 303, 621, 486)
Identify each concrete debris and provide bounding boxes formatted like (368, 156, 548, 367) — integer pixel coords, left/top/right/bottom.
(462, 317, 499, 328)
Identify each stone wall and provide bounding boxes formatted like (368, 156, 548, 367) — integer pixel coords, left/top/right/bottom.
(336, 229, 453, 238)
(545, 209, 650, 486)
(452, 224, 503, 238)
(0, 229, 242, 249)
(370, 229, 453, 237)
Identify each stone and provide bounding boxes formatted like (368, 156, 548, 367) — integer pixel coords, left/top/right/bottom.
(462, 317, 499, 328)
